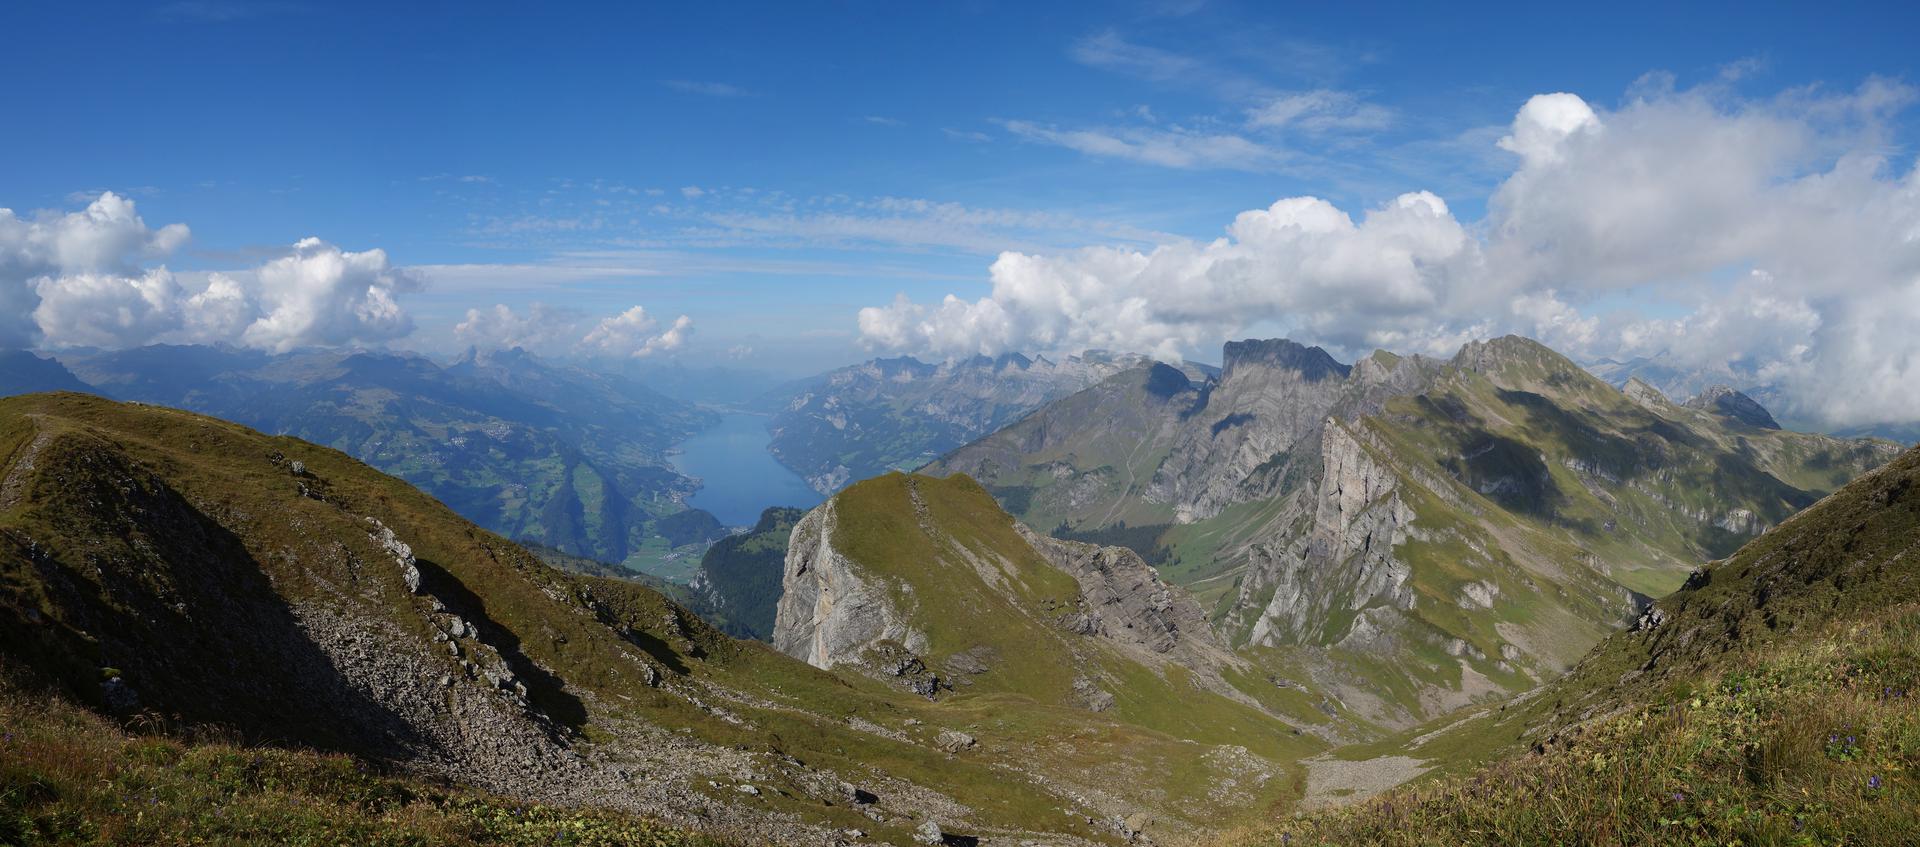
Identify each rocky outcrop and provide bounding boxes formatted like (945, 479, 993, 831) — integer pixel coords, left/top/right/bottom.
(771, 501, 928, 669)
(1234, 420, 1418, 647)
(773, 473, 1250, 710)
(923, 334, 1899, 736)
(1621, 376, 1674, 411)
(1020, 524, 1234, 671)
(773, 483, 1241, 684)
(1686, 384, 1780, 429)
(1147, 340, 1356, 522)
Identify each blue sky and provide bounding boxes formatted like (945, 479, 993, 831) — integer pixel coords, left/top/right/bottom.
(4, 1, 1920, 400)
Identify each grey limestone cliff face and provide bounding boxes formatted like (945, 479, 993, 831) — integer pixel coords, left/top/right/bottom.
(1146, 340, 1354, 523)
(1142, 343, 1443, 525)
(1231, 419, 1418, 648)
(771, 501, 928, 669)
(772, 489, 1238, 680)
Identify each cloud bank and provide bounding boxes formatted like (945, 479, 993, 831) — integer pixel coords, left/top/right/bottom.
(3, 193, 418, 352)
(859, 79, 1920, 427)
(455, 303, 694, 359)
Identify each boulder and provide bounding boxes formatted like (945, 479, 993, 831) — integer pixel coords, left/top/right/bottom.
(935, 730, 976, 753)
(913, 820, 945, 844)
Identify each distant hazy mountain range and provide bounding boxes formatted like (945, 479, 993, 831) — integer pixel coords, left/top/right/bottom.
(766, 350, 1219, 495)
(1585, 353, 1920, 443)
(0, 349, 91, 395)
(3, 344, 724, 567)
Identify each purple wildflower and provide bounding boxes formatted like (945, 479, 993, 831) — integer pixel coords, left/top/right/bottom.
(1869, 775, 1883, 790)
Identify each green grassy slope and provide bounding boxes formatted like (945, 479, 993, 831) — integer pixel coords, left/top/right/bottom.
(786, 472, 1369, 835)
(1223, 443, 1920, 846)
(1384, 337, 1889, 596)
(826, 473, 1271, 722)
(1250, 339, 1898, 725)
(924, 363, 1198, 535)
(935, 337, 1897, 730)
(0, 393, 1149, 842)
(0, 393, 1346, 844)
(687, 506, 803, 640)
(59, 345, 721, 567)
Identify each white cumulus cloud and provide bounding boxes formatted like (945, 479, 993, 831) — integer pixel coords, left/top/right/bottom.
(859, 78, 1920, 428)
(582, 306, 694, 358)
(1, 192, 420, 353)
(454, 303, 578, 352)
(0, 192, 192, 348)
(237, 237, 418, 353)
(452, 303, 700, 359)
(858, 189, 1477, 360)
(1496, 93, 1600, 164)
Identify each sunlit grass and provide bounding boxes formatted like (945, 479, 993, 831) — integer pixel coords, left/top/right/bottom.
(1220, 609, 1920, 846)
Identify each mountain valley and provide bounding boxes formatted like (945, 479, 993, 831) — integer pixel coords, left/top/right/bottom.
(0, 333, 1913, 846)
(932, 336, 1899, 728)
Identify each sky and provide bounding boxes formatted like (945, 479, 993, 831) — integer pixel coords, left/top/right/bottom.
(4, 1, 1920, 425)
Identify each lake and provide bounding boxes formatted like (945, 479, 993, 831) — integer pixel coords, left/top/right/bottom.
(672, 413, 823, 526)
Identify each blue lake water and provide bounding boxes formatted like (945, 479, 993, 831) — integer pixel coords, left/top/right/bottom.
(672, 413, 823, 527)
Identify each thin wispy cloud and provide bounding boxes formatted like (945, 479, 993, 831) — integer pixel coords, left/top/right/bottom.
(1069, 29, 1363, 101)
(410, 253, 978, 299)
(943, 128, 993, 143)
(1246, 89, 1394, 133)
(472, 214, 608, 236)
(695, 197, 1174, 255)
(419, 173, 496, 185)
(455, 186, 1174, 258)
(1025, 30, 1394, 172)
(864, 115, 905, 126)
(555, 249, 982, 281)
(409, 262, 663, 292)
(1070, 30, 1203, 83)
(66, 185, 162, 204)
(662, 79, 752, 97)
(999, 119, 1287, 171)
